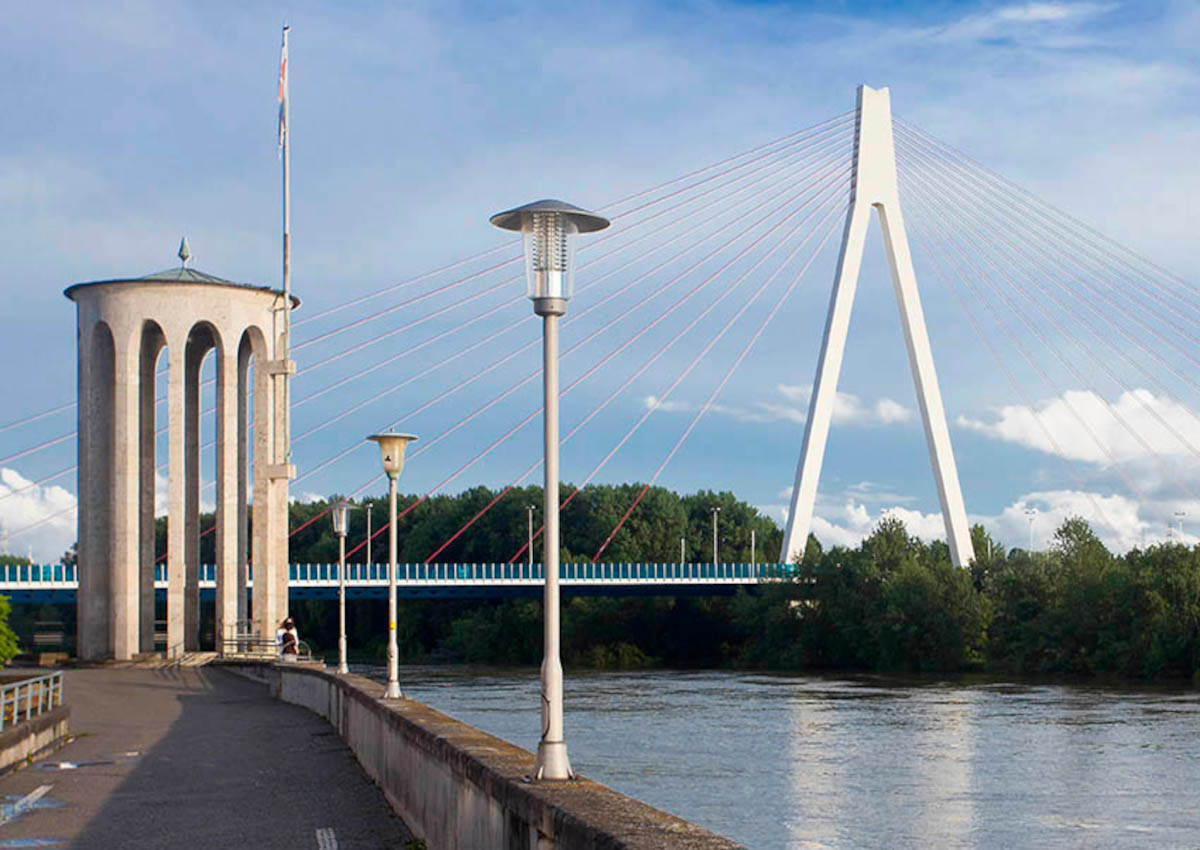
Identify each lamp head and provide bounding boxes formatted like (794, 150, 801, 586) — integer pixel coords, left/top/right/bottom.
(331, 500, 355, 537)
(489, 199, 609, 303)
(367, 432, 418, 479)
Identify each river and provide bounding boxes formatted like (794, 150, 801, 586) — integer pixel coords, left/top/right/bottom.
(386, 666, 1200, 849)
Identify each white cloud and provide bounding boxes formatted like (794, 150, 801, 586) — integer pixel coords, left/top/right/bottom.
(0, 467, 76, 563)
(648, 385, 913, 428)
(928, 2, 1114, 45)
(642, 395, 693, 414)
(804, 487, 1191, 555)
(959, 388, 1200, 466)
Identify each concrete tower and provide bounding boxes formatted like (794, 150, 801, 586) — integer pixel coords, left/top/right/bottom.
(66, 257, 296, 661)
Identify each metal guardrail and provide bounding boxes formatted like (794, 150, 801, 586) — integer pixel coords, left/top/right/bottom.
(0, 671, 64, 731)
(220, 634, 313, 662)
(0, 562, 799, 590)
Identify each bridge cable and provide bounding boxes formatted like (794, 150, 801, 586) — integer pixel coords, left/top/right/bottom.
(428, 187, 850, 562)
(896, 135, 1200, 465)
(334, 168, 854, 557)
(153, 147, 858, 555)
(591, 210, 846, 560)
(0, 122, 855, 469)
(896, 117, 1200, 322)
(904, 217, 1116, 530)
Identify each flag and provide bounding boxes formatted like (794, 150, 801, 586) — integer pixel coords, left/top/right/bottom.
(277, 27, 289, 152)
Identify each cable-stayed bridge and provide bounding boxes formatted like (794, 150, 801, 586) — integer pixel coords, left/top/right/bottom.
(3, 84, 1198, 593)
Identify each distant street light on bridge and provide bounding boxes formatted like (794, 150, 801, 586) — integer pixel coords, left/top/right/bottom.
(331, 500, 355, 675)
(491, 198, 610, 782)
(367, 432, 419, 700)
(711, 506, 721, 566)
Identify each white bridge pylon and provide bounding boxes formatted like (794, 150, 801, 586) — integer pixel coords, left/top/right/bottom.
(780, 85, 976, 567)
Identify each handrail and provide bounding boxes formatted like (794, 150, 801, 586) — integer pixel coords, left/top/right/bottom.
(0, 562, 803, 589)
(0, 671, 64, 731)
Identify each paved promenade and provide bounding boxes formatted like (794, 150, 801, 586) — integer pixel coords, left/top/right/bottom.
(0, 666, 414, 848)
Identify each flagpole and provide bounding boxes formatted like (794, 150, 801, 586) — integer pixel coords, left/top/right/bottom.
(280, 25, 291, 465)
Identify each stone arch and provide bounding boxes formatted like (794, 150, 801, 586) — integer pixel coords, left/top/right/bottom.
(182, 321, 222, 649)
(238, 325, 270, 636)
(137, 320, 167, 652)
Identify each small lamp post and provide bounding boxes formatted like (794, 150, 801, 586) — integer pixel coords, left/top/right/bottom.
(711, 506, 721, 566)
(491, 199, 609, 781)
(365, 503, 373, 569)
(367, 432, 418, 699)
(527, 505, 536, 570)
(331, 500, 355, 675)
(1025, 507, 1038, 552)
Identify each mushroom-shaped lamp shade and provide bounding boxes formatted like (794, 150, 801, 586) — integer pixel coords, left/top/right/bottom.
(489, 199, 610, 301)
(331, 500, 355, 537)
(367, 432, 419, 480)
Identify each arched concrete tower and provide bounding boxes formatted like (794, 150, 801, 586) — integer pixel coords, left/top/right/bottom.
(66, 262, 297, 661)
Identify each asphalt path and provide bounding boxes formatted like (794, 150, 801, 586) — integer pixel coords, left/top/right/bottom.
(0, 666, 413, 848)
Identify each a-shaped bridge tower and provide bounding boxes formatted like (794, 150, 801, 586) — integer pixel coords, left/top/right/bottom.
(780, 85, 975, 567)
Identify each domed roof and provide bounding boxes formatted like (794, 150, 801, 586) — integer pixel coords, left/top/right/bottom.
(65, 263, 300, 308)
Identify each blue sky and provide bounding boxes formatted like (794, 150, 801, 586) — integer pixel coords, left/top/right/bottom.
(2, 1, 1199, 561)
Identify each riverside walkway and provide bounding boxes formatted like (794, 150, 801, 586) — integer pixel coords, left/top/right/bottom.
(0, 666, 413, 848)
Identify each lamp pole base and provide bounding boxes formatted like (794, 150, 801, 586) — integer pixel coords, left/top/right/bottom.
(337, 637, 348, 674)
(535, 740, 573, 781)
(383, 680, 403, 700)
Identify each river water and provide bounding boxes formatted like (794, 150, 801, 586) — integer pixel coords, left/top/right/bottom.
(390, 667, 1199, 849)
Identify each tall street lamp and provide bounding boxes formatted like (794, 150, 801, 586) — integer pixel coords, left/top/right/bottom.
(491, 199, 609, 781)
(1025, 507, 1038, 552)
(331, 500, 355, 675)
(367, 432, 418, 699)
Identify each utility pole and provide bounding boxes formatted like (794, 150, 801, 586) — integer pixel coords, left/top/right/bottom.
(680, 536, 685, 564)
(750, 529, 756, 566)
(365, 503, 373, 567)
(1025, 508, 1037, 552)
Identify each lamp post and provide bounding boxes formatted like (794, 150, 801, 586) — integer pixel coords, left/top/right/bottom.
(1025, 507, 1038, 552)
(711, 506, 721, 565)
(365, 503, 373, 569)
(1175, 510, 1186, 542)
(527, 505, 536, 570)
(367, 432, 418, 699)
(331, 500, 355, 675)
(491, 199, 609, 781)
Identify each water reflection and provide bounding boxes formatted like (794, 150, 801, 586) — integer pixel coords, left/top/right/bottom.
(393, 667, 1200, 849)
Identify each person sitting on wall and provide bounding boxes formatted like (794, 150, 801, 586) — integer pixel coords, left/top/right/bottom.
(280, 618, 299, 660)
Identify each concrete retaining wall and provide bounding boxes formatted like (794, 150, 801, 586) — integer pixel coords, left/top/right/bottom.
(0, 704, 69, 775)
(230, 662, 741, 850)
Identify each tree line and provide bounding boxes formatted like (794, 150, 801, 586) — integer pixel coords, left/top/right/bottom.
(9, 483, 1199, 682)
(281, 486, 1200, 683)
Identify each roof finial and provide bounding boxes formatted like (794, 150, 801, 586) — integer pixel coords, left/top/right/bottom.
(178, 237, 191, 266)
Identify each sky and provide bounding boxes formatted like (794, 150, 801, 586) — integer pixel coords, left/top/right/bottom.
(2, 0, 1199, 561)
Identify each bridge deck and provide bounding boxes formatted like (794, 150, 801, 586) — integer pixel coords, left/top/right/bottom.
(0, 667, 413, 847)
(0, 562, 797, 602)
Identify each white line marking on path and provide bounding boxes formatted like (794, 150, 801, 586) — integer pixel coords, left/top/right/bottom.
(315, 827, 338, 850)
(0, 785, 53, 825)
